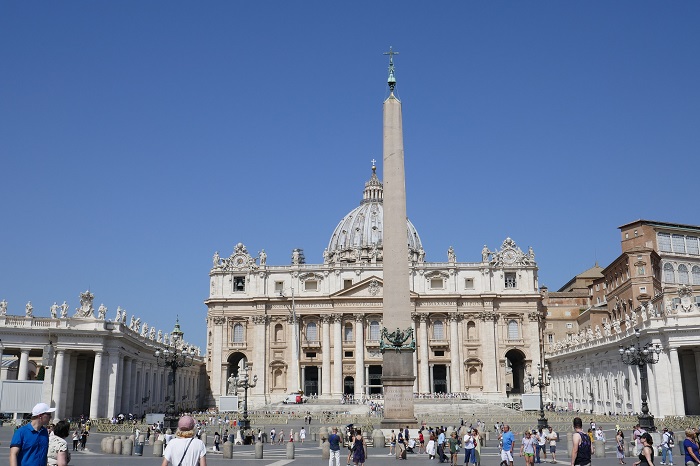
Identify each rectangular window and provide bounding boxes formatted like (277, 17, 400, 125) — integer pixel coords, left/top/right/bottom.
(658, 233, 672, 252)
(566, 323, 573, 329)
(430, 278, 444, 289)
(304, 280, 318, 291)
(343, 279, 353, 289)
(672, 234, 686, 253)
(344, 351, 353, 358)
(305, 352, 316, 358)
(504, 273, 517, 288)
(639, 286, 647, 294)
(547, 334, 554, 343)
(434, 350, 445, 357)
(464, 278, 474, 289)
(274, 281, 284, 293)
(233, 276, 245, 292)
(687, 236, 699, 255)
(595, 284, 599, 291)
(546, 323, 553, 329)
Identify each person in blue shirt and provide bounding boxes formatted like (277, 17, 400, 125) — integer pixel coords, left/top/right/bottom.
(500, 425, 515, 466)
(328, 427, 341, 466)
(10, 402, 56, 466)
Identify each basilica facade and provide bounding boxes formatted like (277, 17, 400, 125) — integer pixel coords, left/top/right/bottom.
(205, 166, 544, 408)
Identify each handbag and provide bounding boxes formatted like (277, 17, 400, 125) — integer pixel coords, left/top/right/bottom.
(178, 437, 195, 466)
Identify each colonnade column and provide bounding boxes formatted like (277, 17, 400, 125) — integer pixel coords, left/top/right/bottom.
(17, 349, 30, 380)
(121, 358, 133, 414)
(321, 315, 331, 398)
(52, 350, 66, 418)
(669, 348, 685, 415)
(449, 314, 461, 392)
(332, 315, 343, 397)
(354, 314, 365, 397)
(89, 351, 103, 419)
(419, 314, 429, 393)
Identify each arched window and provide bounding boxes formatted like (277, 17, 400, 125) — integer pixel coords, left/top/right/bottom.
(369, 321, 380, 341)
(663, 263, 675, 283)
(433, 320, 444, 340)
(692, 266, 700, 285)
(344, 323, 354, 342)
(507, 320, 519, 340)
(466, 321, 476, 340)
(678, 264, 690, 284)
(274, 324, 284, 342)
(306, 322, 318, 341)
(233, 323, 244, 343)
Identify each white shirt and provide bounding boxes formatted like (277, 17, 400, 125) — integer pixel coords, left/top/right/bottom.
(163, 436, 207, 466)
(464, 433, 475, 449)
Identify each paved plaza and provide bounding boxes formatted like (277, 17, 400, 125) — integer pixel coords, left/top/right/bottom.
(0, 421, 661, 466)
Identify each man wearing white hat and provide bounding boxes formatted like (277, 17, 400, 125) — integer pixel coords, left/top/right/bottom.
(9, 402, 56, 466)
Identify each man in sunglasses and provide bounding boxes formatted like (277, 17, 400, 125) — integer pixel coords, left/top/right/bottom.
(9, 402, 56, 466)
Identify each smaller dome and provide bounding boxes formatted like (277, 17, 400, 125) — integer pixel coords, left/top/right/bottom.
(325, 165, 424, 264)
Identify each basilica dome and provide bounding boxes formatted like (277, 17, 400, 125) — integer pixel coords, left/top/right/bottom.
(325, 165, 423, 264)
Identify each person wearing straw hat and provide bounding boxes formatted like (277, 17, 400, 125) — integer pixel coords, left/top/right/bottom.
(9, 402, 56, 466)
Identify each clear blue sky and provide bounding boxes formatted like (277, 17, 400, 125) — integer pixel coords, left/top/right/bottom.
(2, 2, 699, 349)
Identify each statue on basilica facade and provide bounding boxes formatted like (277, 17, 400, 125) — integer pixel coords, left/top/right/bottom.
(50, 302, 59, 319)
(0, 299, 6, 316)
(482, 245, 490, 262)
(25, 301, 33, 317)
(258, 249, 267, 266)
(141, 322, 149, 337)
(447, 246, 456, 263)
(149, 326, 156, 340)
(157, 330, 163, 343)
(323, 248, 330, 264)
(418, 246, 425, 263)
(212, 251, 221, 268)
(60, 301, 69, 318)
(97, 304, 107, 320)
(292, 249, 301, 265)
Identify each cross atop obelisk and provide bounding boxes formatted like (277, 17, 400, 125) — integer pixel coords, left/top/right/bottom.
(384, 46, 399, 91)
(380, 46, 416, 428)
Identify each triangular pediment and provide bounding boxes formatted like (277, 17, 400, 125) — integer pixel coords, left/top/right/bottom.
(330, 276, 419, 299)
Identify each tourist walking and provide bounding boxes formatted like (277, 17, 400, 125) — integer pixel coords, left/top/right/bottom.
(388, 430, 396, 456)
(9, 402, 56, 466)
(547, 426, 558, 463)
(616, 430, 626, 465)
(351, 430, 366, 466)
(300, 427, 306, 444)
(571, 417, 593, 466)
(500, 425, 515, 466)
(521, 430, 536, 466)
(661, 428, 675, 465)
(328, 427, 341, 466)
(47, 420, 71, 466)
(537, 428, 547, 463)
(161, 416, 207, 466)
(633, 433, 655, 466)
(426, 431, 436, 460)
(71, 431, 80, 452)
(683, 429, 700, 466)
(448, 431, 460, 466)
(213, 432, 220, 452)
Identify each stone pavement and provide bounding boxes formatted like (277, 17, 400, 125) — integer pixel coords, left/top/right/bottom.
(0, 423, 654, 466)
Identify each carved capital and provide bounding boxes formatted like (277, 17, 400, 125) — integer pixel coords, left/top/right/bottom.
(417, 313, 429, 323)
(448, 313, 460, 323)
(320, 315, 332, 324)
(331, 314, 343, 324)
(479, 311, 498, 322)
(251, 315, 268, 325)
(527, 311, 543, 322)
(211, 316, 226, 325)
(353, 313, 364, 323)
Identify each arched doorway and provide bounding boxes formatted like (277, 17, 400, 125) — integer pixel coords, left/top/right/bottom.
(505, 349, 526, 394)
(304, 366, 319, 396)
(344, 376, 354, 395)
(227, 352, 247, 381)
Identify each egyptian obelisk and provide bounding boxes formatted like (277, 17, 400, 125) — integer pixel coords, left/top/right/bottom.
(380, 47, 417, 428)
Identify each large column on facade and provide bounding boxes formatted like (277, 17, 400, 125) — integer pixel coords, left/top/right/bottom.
(252, 315, 267, 402)
(480, 305, 499, 393)
(412, 318, 418, 393)
(52, 350, 67, 418)
(18, 349, 30, 380)
(211, 316, 225, 400)
(89, 351, 103, 418)
(380, 49, 416, 427)
(333, 315, 343, 397)
(449, 314, 461, 392)
(668, 348, 685, 415)
(321, 316, 332, 398)
(289, 315, 300, 393)
(354, 314, 365, 397)
(418, 314, 430, 393)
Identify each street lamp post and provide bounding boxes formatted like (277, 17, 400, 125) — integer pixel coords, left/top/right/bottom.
(528, 362, 552, 430)
(235, 363, 258, 435)
(155, 320, 195, 432)
(619, 328, 661, 431)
